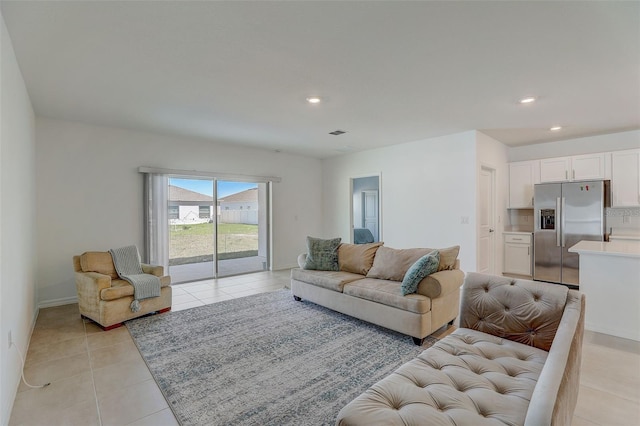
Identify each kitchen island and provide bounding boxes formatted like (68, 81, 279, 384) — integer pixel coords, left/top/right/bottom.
(569, 240, 640, 341)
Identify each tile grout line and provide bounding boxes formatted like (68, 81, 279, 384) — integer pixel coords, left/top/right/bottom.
(84, 319, 104, 426)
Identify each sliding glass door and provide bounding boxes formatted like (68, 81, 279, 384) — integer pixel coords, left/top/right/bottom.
(216, 181, 268, 277)
(168, 178, 216, 283)
(166, 177, 269, 283)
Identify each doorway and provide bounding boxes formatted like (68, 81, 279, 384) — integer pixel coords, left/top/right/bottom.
(351, 175, 381, 243)
(478, 165, 496, 274)
(167, 177, 269, 283)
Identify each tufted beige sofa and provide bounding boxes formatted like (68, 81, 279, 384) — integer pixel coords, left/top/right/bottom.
(336, 272, 585, 426)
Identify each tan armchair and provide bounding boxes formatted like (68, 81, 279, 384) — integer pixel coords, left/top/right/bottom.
(73, 251, 172, 330)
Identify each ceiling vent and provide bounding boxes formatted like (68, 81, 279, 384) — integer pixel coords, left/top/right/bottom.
(329, 130, 347, 136)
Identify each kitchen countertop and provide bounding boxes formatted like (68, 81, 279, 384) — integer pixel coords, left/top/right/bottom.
(503, 229, 533, 234)
(568, 240, 640, 258)
(609, 234, 640, 241)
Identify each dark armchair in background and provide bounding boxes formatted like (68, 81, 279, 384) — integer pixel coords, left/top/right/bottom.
(353, 228, 375, 244)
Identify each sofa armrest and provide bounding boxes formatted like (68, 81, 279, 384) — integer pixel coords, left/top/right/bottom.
(524, 290, 585, 426)
(416, 269, 464, 298)
(297, 253, 307, 269)
(75, 271, 112, 294)
(141, 263, 164, 277)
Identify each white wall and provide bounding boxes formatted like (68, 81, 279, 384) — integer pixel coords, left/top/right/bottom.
(0, 11, 37, 425)
(508, 130, 640, 161)
(476, 131, 509, 274)
(322, 131, 479, 272)
(35, 118, 323, 305)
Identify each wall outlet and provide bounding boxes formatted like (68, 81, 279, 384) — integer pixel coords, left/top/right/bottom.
(460, 216, 470, 224)
(8, 330, 12, 348)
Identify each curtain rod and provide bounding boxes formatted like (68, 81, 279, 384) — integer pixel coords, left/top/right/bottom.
(138, 167, 281, 183)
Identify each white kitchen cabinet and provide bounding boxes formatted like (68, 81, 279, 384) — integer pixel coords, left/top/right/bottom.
(509, 160, 540, 208)
(540, 157, 571, 182)
(612, 149, 640, 207)
(503, 233, 532, 276)
(572, 153, 606, 180)
(540, 153, 606, 182)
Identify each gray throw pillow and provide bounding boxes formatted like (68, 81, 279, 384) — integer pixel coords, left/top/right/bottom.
(303, 236, 341, 271)
(401, 250, 440, 295)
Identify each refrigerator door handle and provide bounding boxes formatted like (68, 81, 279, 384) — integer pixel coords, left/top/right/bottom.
(561, 197, 566, 247)
(556, 197, 561, 247)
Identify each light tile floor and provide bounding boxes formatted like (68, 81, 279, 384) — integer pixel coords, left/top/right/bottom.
(9, 270, 640, 425)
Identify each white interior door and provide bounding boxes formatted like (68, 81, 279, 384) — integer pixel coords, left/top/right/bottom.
(478, 166, 496, 274)
(362, 190, 379, 241)
(351, 175, 381, 243)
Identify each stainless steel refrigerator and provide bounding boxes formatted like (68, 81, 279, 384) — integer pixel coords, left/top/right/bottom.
(533, 180, 609, 286)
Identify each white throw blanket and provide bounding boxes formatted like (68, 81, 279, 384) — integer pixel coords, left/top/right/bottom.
(109, 245, 161, 312)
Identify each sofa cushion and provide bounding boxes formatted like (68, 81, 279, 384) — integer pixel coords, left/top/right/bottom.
(101, 276, 171, 301)
(401, 251, 440, 295)
(338, 242, 383, 275)
(366, 247, 433, 281)
(337, 327, 548, 426)
(80, 251, 118, 279)
(303, 236, 341, 271)
(460, 273, 569, 351)
(343, 278, 431, 314)
(291, 269, 364, 293)
(436, 245, 460, 271)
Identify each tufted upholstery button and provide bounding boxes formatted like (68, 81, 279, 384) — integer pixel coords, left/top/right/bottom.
(510, 280, 516, 285)
(484, 287, 489, 293)
(504, 306, 510, 312)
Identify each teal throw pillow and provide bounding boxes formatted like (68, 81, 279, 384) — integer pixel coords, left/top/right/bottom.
(401, 250, 440, 296)
(303, 236, 341, 271)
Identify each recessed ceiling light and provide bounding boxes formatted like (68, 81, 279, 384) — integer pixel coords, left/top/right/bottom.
(550, 126, 562, 131)
(519, 96, 537, 104)
(306, 96, 322, 104)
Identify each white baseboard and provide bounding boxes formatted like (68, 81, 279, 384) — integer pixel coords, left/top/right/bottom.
(586, 323, 640, 343)
(38, 296, 78, 309)
(273, 263, 298, 271)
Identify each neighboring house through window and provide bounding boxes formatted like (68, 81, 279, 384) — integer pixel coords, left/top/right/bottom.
(199, 205, 210, 219)
(168, 205, 179, 219)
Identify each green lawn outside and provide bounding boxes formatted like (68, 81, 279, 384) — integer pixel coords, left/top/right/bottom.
(170, 222, 257, 236)
(169, 222, 259, 264)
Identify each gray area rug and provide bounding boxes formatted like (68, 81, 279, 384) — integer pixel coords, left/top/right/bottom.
(127, 289, 438, 426)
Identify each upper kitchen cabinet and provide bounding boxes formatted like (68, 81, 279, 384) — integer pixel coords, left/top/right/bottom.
(540, 153, 606, 182)
(509, 160, 540, 208)
(540, 157, 570, 182)
(612, 149, 640, 207)
(572, 153, 607, 180)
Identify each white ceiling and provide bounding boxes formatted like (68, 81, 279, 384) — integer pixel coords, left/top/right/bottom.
(2, 1, 639, 158)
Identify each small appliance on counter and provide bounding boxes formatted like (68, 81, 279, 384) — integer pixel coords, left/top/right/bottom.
(533, 180, 609, 287)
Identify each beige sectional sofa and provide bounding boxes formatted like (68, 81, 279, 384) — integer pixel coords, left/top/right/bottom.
(290, 243, 464, 344)
(337, 272, 585, 426)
